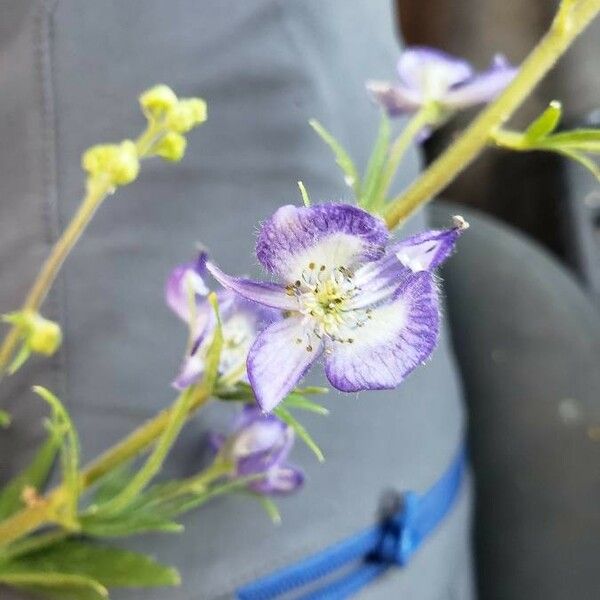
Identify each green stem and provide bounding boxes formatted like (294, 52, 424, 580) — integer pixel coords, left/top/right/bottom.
(96, 387, 195, 515)
(0, 121, 167, 376)
(0, 177, 112, 374)
(384, 0, 600, 230)
(0, 384, 211, 548)
(376, 104, 438, 210)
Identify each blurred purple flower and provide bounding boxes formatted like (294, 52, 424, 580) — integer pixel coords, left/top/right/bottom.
(206, 203, 467, 412)
(367, 47, 516, 117)
(166, 253, 277, 389)
(211, 406, 304, 495)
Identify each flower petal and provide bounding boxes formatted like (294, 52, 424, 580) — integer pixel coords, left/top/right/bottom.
(325, 272, 439, 392)
(206, 262, 297, 311)
(366, 80, 423, 115)
(250, 465, 304, 495)
(444, 54, 517, 109)
(398, 47, 473, 100)
(165, 254, 209, 322)
(350, 219, 467, 309)
(247, 316, 323, 412)
(172, 352, 205, 390)
(256, 204, 389, 282)
(392, 217, 468, 272)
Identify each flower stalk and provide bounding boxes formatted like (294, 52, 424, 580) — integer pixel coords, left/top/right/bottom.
(383, 0, 600, 230)
(375, 104, 439, 210)
(0, 87, 207, 377)
(0, 383, 211, 548)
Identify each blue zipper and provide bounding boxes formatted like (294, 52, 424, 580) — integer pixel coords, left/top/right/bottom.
(237, 442, 467, 600)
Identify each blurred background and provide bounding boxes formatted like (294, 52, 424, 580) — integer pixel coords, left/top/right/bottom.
(398, 0, 600, 301)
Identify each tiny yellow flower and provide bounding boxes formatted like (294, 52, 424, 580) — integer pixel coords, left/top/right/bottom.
(25, 312, 62, 356)
(167, 98, 208, 133)
(155, 132, 187, 162)
(82, 140, 140, 186)
(139, 84, 178, 118)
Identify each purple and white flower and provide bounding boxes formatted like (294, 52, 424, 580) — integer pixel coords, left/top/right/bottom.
(166, 254, 277, 390)
(367, 47, 516, 117)
(206, 203, 467, 412)
(211, 406, 304, 495)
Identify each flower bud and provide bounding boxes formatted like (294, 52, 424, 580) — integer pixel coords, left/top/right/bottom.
(82, 140, 140, 186)
(155, 132, 187, 162)
(25, 312, 62, 356)
(167, 98, 207, 133)
(139, 84, 178, 118)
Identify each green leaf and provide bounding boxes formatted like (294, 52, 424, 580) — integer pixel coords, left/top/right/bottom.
(274, 406, 324, 462)
(524, 100, 562, 141)
(282, 393, 329, 416)
(253, 495, 281, 525)
(0, 572, 108, 600)
(0, 421, 63, 520)
(360, 113, 391, 209)
(309, 119, 361, 197)
(543, 129, 600, 153)
(297, 181, 311, 207)
(1, 540, 180, 588)
(80, 512, 183, 537)
(203, 293, 224, 391)
(89, 462, 134, 506)
(32, 387, 80, 524)
(0, 409, 11, 428)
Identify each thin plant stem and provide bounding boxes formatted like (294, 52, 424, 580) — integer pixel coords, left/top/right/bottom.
(0, 384, 211, 548)
(0, 122, 166, 375)
(375, 105, 437, 210)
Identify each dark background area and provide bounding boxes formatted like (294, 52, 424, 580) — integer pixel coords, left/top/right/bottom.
(397, 0, 600, 262)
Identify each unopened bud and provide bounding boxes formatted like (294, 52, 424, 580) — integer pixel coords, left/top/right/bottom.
(139, 84, 178, 118)
(82, 140, 140, 186)
(155, 132, 187, 162)
(167, 98, 207, 133)
(25, 312, 62, 356)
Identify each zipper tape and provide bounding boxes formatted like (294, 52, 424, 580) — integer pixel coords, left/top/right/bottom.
(237, 442, 467, 600)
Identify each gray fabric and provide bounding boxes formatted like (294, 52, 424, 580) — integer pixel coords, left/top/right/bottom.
(432, 202, 600, 600)
(0, 2, 472, 598)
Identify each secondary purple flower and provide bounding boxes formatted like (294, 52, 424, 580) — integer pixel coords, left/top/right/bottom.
(367, 47, 516, 116)
(206, 203, 467, 411)
(166, 254, 277, 389)
(211, 406, 304, 495)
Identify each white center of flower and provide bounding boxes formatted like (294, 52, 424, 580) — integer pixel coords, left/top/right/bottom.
(286, 262, 371, 348)
(218, 314, 255, 381)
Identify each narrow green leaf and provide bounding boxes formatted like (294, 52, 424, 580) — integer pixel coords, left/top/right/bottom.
(80, 513, 183, 537)
(360, 113, 391, 209)
(0, 572, 108, 600)
(282, 393, 329, 416)
(0, 409, 11, 428)
(203, 292, 224, 392)
(274, 406, 324, 462)
(0, 422, 63, 520)
(294, 386, 329, 396)
(543, 129, 600, 152)
(309, 119, 361, 197)
(1, 540, 180, 588)
(256, 496, 281, 525)
(524, 100, 562, 141)
(297, 181, 311, 207)
(89, 462, 134, 506)
(32, 386, 80, 522)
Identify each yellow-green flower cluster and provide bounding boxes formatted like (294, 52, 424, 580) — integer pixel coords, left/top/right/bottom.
(81, 85, 207, 184)
(82, 140, 140, 187)
(139, 84, 207, 161)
